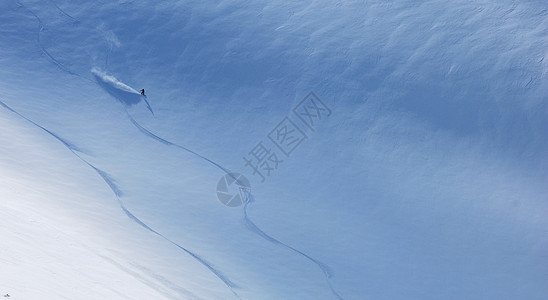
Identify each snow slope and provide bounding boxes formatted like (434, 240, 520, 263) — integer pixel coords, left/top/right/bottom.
(1, 0, 547, 299)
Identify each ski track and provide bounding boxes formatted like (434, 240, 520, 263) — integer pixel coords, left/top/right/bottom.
(142, 96, 155, 116)
(127, 113, 345, 299)
(47, 0, 79, 24)
(97, 254, 198, 300)
(9, 2, 345, 297)
(0, 100, 241, 300)
(17, 1, 93, 83)
(244, 194, 345, 300)
(126, 112, 231, 175)
(128, 262, 202, 300)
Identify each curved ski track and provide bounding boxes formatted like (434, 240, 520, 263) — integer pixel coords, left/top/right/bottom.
(17, 1, 93, 83)
(0, 100, 241, 300)
(128, 114, 345, 300)
(9, 2, 345, 298)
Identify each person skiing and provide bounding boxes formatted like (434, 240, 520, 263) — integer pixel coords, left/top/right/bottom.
(140, 89, 145, 96)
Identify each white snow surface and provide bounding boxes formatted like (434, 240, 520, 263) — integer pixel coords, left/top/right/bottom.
(1, 0, 547, 299)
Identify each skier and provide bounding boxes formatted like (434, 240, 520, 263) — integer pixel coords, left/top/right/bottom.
(140, 89, 145, 96)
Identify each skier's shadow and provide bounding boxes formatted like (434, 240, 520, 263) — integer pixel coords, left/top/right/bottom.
(92, 69, 153, 114)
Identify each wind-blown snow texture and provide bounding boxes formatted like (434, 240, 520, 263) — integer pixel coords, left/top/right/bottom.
(1, 0, 547, 299)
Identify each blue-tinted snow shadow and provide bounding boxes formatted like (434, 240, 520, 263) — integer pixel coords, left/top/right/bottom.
(92, 68, 154, 115)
